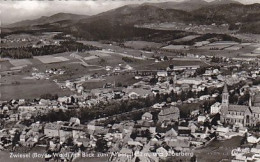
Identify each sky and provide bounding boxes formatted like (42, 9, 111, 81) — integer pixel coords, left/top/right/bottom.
(1, 0, 260, 25)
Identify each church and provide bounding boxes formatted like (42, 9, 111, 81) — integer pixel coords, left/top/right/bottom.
(220, 84, 260, 127)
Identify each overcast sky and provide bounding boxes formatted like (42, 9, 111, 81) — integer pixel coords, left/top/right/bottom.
(1, 0, 259, 25)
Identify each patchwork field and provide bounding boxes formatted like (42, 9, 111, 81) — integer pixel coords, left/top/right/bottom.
(35, 55, 69, 64)
(1, 38, 258, 101)
(162, 45, 190, 50)
(224, 46, 241, 51)
(124, 41, 163, 49)
(145, 60, 207, 70)
(0, 60, 14, 71)
(84, 55, 99, 61)
(9, 59, 32, 67)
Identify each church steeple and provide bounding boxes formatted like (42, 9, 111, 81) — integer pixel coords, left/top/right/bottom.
(222, 83, 229, 106)
(249, 92, 254, 107)
(223, 83, 228, 94)
(221, 83, 229, 118)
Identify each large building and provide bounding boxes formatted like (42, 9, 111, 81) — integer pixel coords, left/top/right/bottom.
(220, 84, 260, 127)
(158, 106, 180, 124)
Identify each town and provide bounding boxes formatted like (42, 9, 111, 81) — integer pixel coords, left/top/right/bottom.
(1, 0, 260, 162)
(1, 43, 260, 161)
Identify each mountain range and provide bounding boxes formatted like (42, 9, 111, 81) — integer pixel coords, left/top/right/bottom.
(4, 13, 88, 28)
(2, 0, 260, 39)
(143, 0, 241, 11)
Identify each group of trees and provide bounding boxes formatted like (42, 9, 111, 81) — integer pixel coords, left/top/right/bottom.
(37, 97, 157, 123)
(211, 56, 224, 63)
(40, 93, 59, 100)
(0, 41, 99, 59)
(130, 129, 151, 140)
(37, 109, 78, 122)
(122, 57, 134, 63)
(98, 58, 107, 65)
(95, 138, 108, 153)
(78, 98, 157, 123)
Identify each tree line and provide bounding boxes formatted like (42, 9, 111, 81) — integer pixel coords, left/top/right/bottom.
(0, 41, 100, 59)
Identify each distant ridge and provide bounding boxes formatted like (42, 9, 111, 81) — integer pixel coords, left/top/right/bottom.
(142, 0, 241, 11)
(4, 13, 88, 28)
(2, 0, 260, 36)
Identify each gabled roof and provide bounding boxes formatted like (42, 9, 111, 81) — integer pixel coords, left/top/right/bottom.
(228, 105, 248, 112)
(165, 128, 178, 137)
(249, 106, 260, 114)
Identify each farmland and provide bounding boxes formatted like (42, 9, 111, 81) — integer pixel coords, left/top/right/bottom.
(2, 37, 258, 100)
(35, 56, 69, 64)
(0, 39, 210, 100)
(82, 73, 138, 90)
(124, 41, 164, 50)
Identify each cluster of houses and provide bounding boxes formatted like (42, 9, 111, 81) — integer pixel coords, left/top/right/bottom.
(1, 96, 258, 161)
(1, 53, 260, 161)
(231, 138, 260, 161)
(1, 33, 60, 48)
(29, 67, 65, 80)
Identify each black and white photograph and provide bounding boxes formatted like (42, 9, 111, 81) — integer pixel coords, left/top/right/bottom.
(0, 0, 260, 161)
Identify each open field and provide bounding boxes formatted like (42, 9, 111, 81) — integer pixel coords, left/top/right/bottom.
(162, 45, 190, 50)
(1, 81, 71, 100)
(224, 46, 241, 51)
(0, 73, 72, 100)
(197, 44, 233, 50)
(124, 41, 163, 49)
(9, 59, 32, 67)
(1, 37, 259, 101)
(188, 43, 256, 57)
(89, 50, 111, 57)
(35, 55, 69, 64)
(145, 60, 208, 70)
(137, 22, 230, 34)
(82, 73, 137, 90)
(84, 55, 99, 61)
(194, 136, 242, 162)
(253, 47, 260, 54)
(0, 60, 14, 71)
(78, 41, 156, 58)
(0, 51, 107, 100)
(174, 35, 200, 42)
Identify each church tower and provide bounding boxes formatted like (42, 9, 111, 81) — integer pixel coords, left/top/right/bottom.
(221, 83, 229, 122)
(222, 83, 229, 107)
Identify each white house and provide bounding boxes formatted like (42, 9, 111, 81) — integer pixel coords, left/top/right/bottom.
(210, 102, 221, 114)
(198, 115, 207, 123)
(177, 78, 203, 85)
(157, 71, 168, 77)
